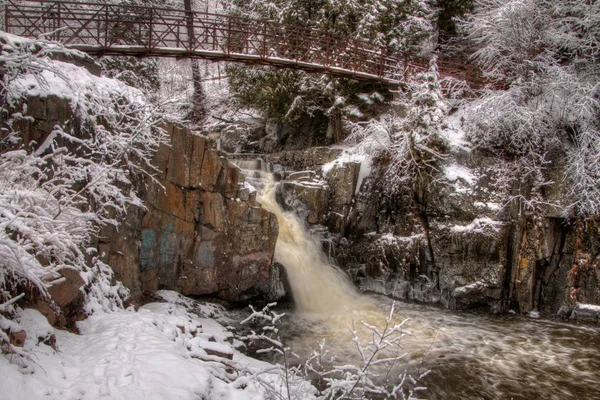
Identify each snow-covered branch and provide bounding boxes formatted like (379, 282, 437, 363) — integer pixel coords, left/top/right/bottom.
(459, 0, 600, 219)
(240, 302, 427, 400)
(0, 32, 165, 310)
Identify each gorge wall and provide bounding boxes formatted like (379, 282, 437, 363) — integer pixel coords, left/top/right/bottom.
(8, 89, 280, 308)
(233, 117, 600, 320)
(6, 47, 597, 324)
(99, 123, 280, 302)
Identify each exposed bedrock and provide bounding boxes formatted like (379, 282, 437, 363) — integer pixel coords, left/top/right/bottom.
(264, 142, 600, 318)
(100, 124, 280, 301)
(9, 84, 281, 323)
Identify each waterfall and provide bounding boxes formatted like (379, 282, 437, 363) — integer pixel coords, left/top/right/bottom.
(233, 158, 363, 314)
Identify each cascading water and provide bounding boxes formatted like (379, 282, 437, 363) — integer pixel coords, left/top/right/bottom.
(233, 157, 363, 314)
(232, 157, 600, 400)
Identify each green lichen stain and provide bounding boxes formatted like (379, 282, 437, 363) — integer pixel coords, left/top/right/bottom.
(196, 241, 215, 268)
(140, 229, 157, 271)
(158, 222, 176, 267)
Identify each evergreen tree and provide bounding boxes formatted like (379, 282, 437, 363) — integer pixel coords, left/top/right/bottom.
(223, 0, 436, 139)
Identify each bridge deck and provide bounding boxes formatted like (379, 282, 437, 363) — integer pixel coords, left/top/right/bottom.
(70, 44, 401, 85)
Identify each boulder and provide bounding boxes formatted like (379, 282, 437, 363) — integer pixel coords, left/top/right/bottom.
(48, 268, 85, 309)
(9, 330, 26, 347)
(277, 177, 330, 225)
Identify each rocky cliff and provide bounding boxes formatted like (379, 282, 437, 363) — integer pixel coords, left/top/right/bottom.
(8, 90, 280, 315)
(99, 124, 280, 301)
(247, 120, 600, 321)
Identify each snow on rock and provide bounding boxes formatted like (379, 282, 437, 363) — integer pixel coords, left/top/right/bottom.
(153, 290, 227, 319)
(322, 152, 372, 195)
(473, 201, 502, 212)
(445, 163, 476, 185)
(0, 297, 316, 400)
(15, 309, 54, 346)
(376, 233, 425, 245)
(8, 59, 143, 107)
(453, 281, 487, 298)
(244, 180, 258, 194)
(440, 107, 471, 152)
(527, 311, 540, 319)
(576, 304, 600, 312)
(82, 260, 130, 315)
(450, 218, 504, 235)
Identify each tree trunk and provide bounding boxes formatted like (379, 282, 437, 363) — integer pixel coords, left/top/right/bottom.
(184, 0, 206, 125)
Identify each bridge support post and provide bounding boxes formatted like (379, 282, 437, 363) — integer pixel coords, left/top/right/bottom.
(148, 7, 153, 51)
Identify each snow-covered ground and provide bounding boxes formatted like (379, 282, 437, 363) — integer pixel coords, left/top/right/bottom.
(0, 291, 314, 400)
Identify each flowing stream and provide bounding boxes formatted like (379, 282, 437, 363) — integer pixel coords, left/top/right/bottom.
(233, 157, 600, 400)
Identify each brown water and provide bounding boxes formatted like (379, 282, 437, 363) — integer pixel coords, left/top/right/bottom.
(257, 178, 362, 314)
(234, 158, 600, 400)
(276, 298, 600, 400)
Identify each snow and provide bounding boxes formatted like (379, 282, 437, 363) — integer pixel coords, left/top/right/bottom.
(8, 60, 144, 108)
(357, 93, 374, 105)
(16, 309, 54, 344)
(445, 163, 476, 185)
(0, 298, 309, 400)
(473, 201, 502, 211)
(291, 180, 328, 189)
(440, 108, 471, 152)
(450, 218, 504, 234)
(453, 281, 487, 297)
(376, 233, 425, 245)
(576, 304, 600, 312)
(528, 311, 540, 319)
(322, 152, 373, 195)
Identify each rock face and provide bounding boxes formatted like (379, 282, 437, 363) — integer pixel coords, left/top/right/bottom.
(2, 47, 280, 328)
(264, 134, 600, 317)
(267, 147, 361, 236)
(11, 98, 278, 326)
(277, 171, 330, 225)
(102, 124, 279, 301)
(11, 92, 280, 317)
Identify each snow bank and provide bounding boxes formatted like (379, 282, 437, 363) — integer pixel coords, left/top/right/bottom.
(0, 297, 315, 400)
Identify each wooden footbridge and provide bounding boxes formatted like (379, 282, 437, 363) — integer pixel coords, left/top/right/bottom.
(3, 0, 491, 88)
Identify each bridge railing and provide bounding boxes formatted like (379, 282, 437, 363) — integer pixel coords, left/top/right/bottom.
(4, 0, 501, 88)
(4, 0, 406, 82)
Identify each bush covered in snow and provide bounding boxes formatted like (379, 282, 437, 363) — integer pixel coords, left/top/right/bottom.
(459, 0, 600, 218)
(345, 61, 448, 194)
(240, 302, 428, 400)
(0, 33, 165, 317)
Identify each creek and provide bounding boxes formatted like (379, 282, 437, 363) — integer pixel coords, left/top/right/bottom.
(233, 157, 600, 400)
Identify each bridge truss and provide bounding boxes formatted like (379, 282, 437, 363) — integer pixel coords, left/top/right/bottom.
(4, 0, 492, 88)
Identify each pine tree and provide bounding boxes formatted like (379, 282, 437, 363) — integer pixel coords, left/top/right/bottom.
(223, 0, 436, 138)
